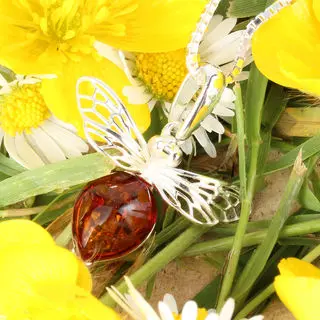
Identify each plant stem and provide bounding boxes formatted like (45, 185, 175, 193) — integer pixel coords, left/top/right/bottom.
(183, 218, 320, 256)
(100, 224, 210, 307)
(234, 244, 320, 319)
(217, 66, 268, 310)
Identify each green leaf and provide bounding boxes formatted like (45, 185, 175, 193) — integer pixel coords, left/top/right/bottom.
(245, 63, 268, 155)
(0, 153, 25, 176)
(265, 134, 320, 175)
(299, 183, 320, 211)
(0, 153, 114, 208)
(227, 0, 268, 18)
(193, 275, 222, 309)
(232, 153, 307, 302)
(0, 65, 15, 82)
(146, 274, 157, 300)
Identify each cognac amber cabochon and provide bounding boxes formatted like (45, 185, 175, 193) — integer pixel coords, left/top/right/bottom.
(73, 172, 157, 262)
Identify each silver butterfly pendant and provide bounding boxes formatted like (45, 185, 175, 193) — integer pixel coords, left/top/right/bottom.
(76, 76, 240, 226)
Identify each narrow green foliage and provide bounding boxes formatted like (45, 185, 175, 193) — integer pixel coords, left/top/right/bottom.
(232, 153, 307, 303)
(256, 85, 287, 186)
(193, 275, 223, 309)
(0, 153, 25, 176)
(0, 65, 15, 82)
(227, 0, 274, 18)
(217, 65, 268, 310)
(184, 218, 320, 256)
(0, 153, 114, 208)
(100, 225, 210, 307)
(265, 134, 320, 174)
(235, 244, 320, 319)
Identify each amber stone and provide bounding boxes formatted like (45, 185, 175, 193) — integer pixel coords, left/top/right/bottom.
(73, 172, 157, 262)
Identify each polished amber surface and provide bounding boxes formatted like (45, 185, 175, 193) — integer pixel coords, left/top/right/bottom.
(73, 172, 157, 262)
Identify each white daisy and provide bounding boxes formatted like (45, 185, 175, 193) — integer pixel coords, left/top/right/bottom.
(96, 16, 251, 158)
(0, 74, 88, 169)
(107, 277, 263, 320)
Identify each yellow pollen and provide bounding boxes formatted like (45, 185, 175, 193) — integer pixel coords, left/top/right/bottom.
(0, 84, 51, 136)
(135, 49, 188, 102)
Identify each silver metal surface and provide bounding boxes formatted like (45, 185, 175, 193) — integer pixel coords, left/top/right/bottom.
(170, 63, 225, 141)
(76, 76, 240, 225)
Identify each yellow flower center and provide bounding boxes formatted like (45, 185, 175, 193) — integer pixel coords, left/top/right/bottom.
(135, 49, 188, 101)
(173, 308, 208, 320)
(0, 84, 51, 136)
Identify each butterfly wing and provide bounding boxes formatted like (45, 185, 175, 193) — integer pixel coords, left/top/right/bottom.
(76, 76, 150, 172)
(146, 167, 240, 225)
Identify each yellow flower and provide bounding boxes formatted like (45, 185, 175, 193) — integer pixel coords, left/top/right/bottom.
(252, 0, 320, 97)
(0, 219, 120, 320)
(0, 0, 206, 133)
(274, 257, 320, 320)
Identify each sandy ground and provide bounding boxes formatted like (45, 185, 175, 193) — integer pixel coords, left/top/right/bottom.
(144, 150, 296, 319)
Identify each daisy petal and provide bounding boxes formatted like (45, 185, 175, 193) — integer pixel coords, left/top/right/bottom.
(26, 127, 66, 164)
(200, 15, 224, 50)
(124, 277, 161, 320)
(181, 301, 198, 320)
(200, 18, 238, 55)
(213, 105, 235, 117)
(181, 137, 194, 155)
(201, 115, 225, 134)
(202, 31, 243, 65)
(163, 294, 178, 314)
(219, 298, 235, 320)
(194, 128, 217, 158)
(41, 119, 88, 158)
(0, 73, 8, 87)
(5, 134, 45, 169)
(158, 301, 175, 320)
(148, 99, 157, 111)
(205, 312, 219, 320)
(220, 88, 236, 104)
(249, 316, 264, 320)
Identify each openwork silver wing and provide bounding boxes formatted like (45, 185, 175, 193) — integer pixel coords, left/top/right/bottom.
(143, 166, 240, 225)
(76, 76, 150, 172)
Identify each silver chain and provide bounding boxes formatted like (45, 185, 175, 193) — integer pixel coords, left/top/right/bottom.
(173, 0, 294, 141)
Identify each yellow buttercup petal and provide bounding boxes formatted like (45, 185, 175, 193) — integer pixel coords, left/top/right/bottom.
(275, 275, 320, 319)
(77, 257, 93, 292)
(0, 0, 206, 75)
(41, 55, 150, 134)
(90, 0, 207, 52)
(0, 245, 80, 293)
(278, 258, 320, 279)
(74, 287, 121, 320)
(0, 219, 55, 250)
(252, 0, 320, 96)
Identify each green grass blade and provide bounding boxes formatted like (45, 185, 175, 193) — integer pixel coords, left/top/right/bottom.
(0, 153, 114, 208)
(0, 153, 25, 176)
(227, 0, 268, 18)
(232, 153, 307, 301)
(265, 134, 320, 175)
